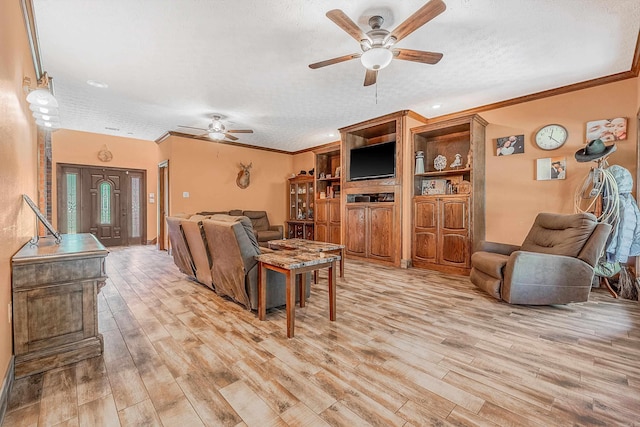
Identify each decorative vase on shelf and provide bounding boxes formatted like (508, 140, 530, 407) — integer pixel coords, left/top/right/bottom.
(434, 154, 447, 171)
(415, 151, 425, 174)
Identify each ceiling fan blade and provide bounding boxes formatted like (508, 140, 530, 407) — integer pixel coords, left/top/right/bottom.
(224, 133, 239, 141)
(364, 69, 377, 86)
(326, 9, 368, 43)
(394, 48, 443, 64)
(390, 0, 446, 42)
(226, 129, 253, 134)
(177, 125, 208, 132)
(309, 53, 360, 69)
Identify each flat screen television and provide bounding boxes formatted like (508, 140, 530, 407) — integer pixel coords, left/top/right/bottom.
(349, 141, 396, 181)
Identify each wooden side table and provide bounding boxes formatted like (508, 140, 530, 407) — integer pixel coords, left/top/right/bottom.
(267, 238, 345, 279)
(256, 250, 339, 338)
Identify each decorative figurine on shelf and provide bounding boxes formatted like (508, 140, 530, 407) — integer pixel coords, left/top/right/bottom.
(434, 154, 447, 171)
(415, 151, 425, 174)
(308, 168, 314, 176)
(466, 153, 472, 169)
(335, 166, 341, 177)
(450, 153, 462, 168)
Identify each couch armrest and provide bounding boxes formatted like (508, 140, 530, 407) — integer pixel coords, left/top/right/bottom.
(503, 251, 594, 304)
(269, 224, 284, 236)
(477, 240, 521, 256)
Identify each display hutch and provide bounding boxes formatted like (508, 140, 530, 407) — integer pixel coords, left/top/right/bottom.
(286, 175, 314, 239)
(340, 110, 426, 266)
(411, 114, 486, 275)
(314, 143, 341, 244)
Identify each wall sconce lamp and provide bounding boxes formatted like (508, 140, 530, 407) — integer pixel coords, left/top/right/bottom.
(23, 72, 61, 130)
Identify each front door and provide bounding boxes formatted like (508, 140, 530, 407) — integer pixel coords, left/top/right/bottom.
(57, 164, 146, 246)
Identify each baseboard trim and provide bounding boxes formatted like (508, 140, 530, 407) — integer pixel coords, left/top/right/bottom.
(146, 237, 157, 245)
(0, 356, 15, 426)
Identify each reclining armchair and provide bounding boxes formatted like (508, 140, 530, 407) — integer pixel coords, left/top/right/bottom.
(470, 212, 611, 305)
(242, 210, 284, 247)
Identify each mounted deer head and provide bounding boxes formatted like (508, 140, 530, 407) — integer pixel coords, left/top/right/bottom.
(236, 162, 252, 189)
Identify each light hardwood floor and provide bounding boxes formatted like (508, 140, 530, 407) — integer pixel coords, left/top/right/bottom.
(3, 245, 640, 426)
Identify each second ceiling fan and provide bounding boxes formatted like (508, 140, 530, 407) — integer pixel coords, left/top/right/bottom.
(309, 0, 446, 86)
(178, 115, 253, 142)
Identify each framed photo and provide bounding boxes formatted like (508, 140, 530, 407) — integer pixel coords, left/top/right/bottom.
(536, 157, 566, 181)
(496, 134, 525, 156)
(586, 117, 627, 142)
(422, 179, 448, 195)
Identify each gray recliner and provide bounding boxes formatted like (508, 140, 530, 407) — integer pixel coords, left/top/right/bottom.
(470, 212, 612, 305)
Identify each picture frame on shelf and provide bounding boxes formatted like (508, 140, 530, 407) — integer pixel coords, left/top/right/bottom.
(421, 179, 448, 195)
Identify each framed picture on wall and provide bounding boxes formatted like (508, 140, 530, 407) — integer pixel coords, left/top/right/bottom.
(585, 117, 627, 142)
(536, 157, 566, 181)
(496, 134, 525, 156)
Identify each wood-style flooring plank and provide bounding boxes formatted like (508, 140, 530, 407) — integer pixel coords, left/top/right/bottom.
(3, 245, 640, 427)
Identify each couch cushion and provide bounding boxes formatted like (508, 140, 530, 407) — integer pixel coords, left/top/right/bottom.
(520, 212, 597, 258)
(243, 210, 270, 231)
(229, 209, 243, 216)
(471, 251, 510, 278)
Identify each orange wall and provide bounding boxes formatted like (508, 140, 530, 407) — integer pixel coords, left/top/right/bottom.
(51, 130, 159, 241)
(291, 151, 314, 177)
(161, 136, 296, 226)
(0, 0, 38, 388)
(481, 78, 638, 244)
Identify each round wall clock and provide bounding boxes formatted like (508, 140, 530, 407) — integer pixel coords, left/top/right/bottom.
(535, 124, 568, 150)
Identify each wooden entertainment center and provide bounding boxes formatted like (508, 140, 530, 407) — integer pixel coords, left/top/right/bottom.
(314, 110, 486, 274)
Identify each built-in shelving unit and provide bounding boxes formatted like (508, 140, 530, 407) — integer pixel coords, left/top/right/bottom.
(286, 175, 314, 239)
(411, 114, 487, 275)
(340, 110, 427, 267)
(314, 143, 341, 244)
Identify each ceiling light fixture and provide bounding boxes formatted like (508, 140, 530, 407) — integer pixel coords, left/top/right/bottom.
(209, 131, 225, 141)
(360, 47, 393, 70)
(87, 79, 108, 88)
(24, 72, 61, 130)
(432, 104, 441, 109)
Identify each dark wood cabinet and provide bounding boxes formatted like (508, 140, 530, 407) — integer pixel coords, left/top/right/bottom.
(345, 202, 395, 263)
(411, 114, 486, 274)
(286, 175, 314, 239)
(11, 234, 108, 378)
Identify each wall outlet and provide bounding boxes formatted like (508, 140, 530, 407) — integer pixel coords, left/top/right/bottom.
(183, 191, 190, 198)
(8, 302, 11, 324)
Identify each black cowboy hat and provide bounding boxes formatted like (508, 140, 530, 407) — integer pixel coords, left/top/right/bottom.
(574, 139, 617, 162)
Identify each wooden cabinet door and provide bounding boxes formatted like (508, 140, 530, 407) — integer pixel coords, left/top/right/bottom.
(316, 200, 328, 223)
(439, 197, 470, 267)
(345, 205, 366, 257)
(316, 224, 328, 242)
(305, 224, 314, 240)
(413, 199, 438, 263)
(329, 224, 341, 244)
(329, 199, 341, 223)
(369, 205, 394, 261)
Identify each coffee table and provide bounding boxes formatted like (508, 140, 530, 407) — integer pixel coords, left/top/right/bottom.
(267, 238, 345, 279)
(256, 249, 339, 338)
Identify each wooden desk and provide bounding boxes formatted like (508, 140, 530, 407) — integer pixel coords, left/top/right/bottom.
(256, 250, 339, 338)
(267, 238, 345, 279)
(11, 234, 108, 378)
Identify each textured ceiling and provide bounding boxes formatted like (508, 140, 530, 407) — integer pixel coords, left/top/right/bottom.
(32, 0, 640, 152)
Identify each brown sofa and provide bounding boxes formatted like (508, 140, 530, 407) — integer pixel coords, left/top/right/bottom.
(470, 212, 611, 305)
(166, 214, 308, 310)
(196, 210, 283, 247)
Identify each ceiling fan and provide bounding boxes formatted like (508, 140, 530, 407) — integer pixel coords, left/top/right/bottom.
(177, 115, 253, 141)
(309, 0, 446, 86)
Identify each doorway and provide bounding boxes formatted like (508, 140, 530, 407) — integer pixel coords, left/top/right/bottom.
(57, 163, 147, 246)
(158, 160, 169, 250)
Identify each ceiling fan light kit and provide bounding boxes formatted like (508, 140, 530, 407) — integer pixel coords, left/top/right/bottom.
(177, 114, 254, 143)
(309, 0, 446, 86)
(360, 47, 393, 70)
(209, 131, 226, 141)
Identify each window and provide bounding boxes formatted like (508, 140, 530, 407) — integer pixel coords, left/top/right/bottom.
(66, 173, 78, 233)
(99, 181, 112, 224)
(131, 176, 141, 238)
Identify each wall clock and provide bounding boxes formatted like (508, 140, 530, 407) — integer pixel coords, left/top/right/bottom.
(535, 124, 568, 150)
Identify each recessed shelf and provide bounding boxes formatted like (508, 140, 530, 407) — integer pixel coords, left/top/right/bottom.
(415, 168, 471, 177)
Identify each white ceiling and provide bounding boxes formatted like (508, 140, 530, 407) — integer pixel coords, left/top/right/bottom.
(33, 0, 640, 152)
